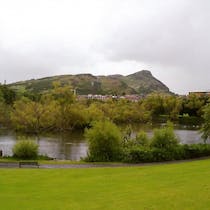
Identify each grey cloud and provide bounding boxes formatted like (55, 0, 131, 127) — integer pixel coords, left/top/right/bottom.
(0, 44, 94, 83)
(90, 0, 210, 93)
(0, 0, 209, 94)
(99, 0, 210, 71)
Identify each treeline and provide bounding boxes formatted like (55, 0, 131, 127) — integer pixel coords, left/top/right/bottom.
(0, 83, 209, 133)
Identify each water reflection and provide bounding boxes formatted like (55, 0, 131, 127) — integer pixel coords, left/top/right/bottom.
(175, 130, 202, 144)
(0, 125, 205, 160)
(0, 131, 88, 161)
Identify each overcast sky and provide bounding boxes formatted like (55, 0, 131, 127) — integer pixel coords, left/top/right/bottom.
(0, 0, 209, 94)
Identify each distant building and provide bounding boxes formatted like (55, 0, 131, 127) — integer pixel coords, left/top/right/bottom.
(121, 95, 141, 102)
(189, 91, 210, 97)
(86, 94, 112, 100)
(77, 94, 141, 102)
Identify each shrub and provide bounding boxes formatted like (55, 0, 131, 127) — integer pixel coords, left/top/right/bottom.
(122, 147, 153, 163)
(135, 131, 149, 147)
(183, 144, 210, 159)
(122, 143, 210, 163)
(150, 146, 184, 162)
(85, 120, 122, 162)
(122, 125, 132, 143)
(12, 140, 39, 159)
(151, 123, 179, 149)
(122, 145, 185, 163)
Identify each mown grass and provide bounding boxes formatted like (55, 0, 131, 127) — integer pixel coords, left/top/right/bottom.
(1, 159, 210, 209)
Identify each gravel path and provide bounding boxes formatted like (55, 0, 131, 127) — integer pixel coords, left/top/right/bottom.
(40, 157, 210, 168)
(40, 163, 137, 169)
(0, 157, 209, 168)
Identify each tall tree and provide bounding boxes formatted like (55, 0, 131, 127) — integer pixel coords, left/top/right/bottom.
(49, 82, 76, 131)
(11, 97, 56, 133)
(201, 103, 210, 143)
(0, 85, 16, 104)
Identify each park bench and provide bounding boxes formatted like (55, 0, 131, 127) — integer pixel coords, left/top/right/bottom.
(19, 161, 39, 168)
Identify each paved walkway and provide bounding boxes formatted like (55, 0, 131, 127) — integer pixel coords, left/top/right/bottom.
(40, 163, 139, 168)
(0, 157, 209, 168)
(40, 157, 210, 168)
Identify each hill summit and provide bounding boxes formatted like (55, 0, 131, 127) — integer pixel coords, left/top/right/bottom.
(9, 70, 171, 95)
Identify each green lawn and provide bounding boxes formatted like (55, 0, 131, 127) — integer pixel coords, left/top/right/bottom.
(1, 159, 210, 210)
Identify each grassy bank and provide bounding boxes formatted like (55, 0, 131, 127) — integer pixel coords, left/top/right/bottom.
(1, 159, 210, 209)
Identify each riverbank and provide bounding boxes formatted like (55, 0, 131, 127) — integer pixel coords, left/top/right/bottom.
(0, 124, 204, 160)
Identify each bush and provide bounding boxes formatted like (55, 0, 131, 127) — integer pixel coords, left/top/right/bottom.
(150, 146, 185, 162)
(85, 120, 122, 162)
(183, 144, 210, 159)
(151, 122, 179, 149)
(122, 145, 184, 163)
(122, 144, 210, 163)
(12, 140, 39, 159)
(84, 120, 210, 163)
(122, 147, 153, 163)
(135, 131, 149, 147)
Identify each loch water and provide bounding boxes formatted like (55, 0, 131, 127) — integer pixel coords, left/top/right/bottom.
(0, 124, 204, 160)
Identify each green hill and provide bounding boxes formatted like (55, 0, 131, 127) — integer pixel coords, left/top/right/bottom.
(9, 70, 171, 95)
(124, 70, 170, 95)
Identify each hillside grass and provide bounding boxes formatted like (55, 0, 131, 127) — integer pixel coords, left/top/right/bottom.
(8, 70, 169, 95)
(1, 159, 210, 209)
